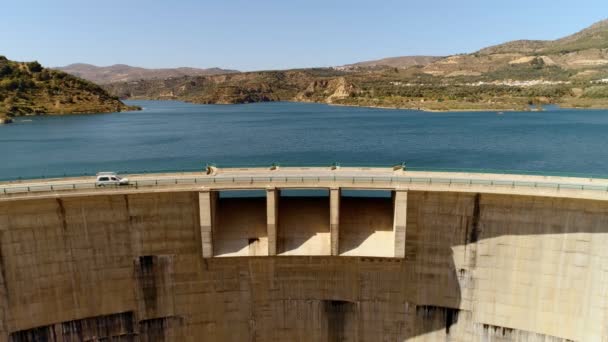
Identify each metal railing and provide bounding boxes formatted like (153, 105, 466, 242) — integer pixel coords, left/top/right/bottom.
(2, 174, 608, 196)
(2, 162, 608, 183)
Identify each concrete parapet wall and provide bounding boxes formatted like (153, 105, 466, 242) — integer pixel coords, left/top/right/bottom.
(0, 188, 606, 341)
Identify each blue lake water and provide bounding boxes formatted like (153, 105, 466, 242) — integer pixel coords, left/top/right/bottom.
(1, 100, 608, 180)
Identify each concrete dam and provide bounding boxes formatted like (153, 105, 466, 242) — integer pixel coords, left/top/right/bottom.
(0, 167, 607, 341)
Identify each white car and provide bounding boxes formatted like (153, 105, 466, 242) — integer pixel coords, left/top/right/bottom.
(95, 172, 129, 187)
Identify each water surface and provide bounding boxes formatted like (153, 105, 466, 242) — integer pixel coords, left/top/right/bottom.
(1, 100, 607, 180)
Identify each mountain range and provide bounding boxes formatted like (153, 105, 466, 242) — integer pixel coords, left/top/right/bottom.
(3, 18, 608, 120)
(341, 56, 441, 69)
(101, 19, 608, 111)
(55, 63, 239, 84)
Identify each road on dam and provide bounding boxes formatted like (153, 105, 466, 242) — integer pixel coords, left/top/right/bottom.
(2, 166, 608, 201)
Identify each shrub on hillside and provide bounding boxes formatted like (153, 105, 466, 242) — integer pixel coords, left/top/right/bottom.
(0, 64, 13, 77)
(26, 61, 43, 73)
(582, 86, 608, 98)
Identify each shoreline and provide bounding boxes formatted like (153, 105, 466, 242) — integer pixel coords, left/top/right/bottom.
(326, 102, 527, 112)
(0, 105, 142, 122)
(127, 97, 532, 113)
(123, 97, 608, 113)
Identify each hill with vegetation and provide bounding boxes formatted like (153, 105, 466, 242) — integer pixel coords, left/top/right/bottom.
(0, 56, 138, 123)
(106, 69, 347, 104)
(56, 63, 239, 84)
(341, 56, 441, 69)
(478, 19, 608, 55)
(104, 19, 608, 111)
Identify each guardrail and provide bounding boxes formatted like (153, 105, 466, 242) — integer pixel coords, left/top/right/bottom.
(2, 175, 608, 196)
(3, 163, 608, 183)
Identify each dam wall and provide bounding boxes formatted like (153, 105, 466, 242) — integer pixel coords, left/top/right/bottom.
(0, 186, 606, 341)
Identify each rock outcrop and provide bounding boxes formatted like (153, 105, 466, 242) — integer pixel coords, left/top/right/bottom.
(295, 77, 358, 103)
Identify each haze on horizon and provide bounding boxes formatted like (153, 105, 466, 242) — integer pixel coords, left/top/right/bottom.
(1, 0, 607, 71)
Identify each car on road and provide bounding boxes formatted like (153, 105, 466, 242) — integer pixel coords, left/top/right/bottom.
(95, 172, 129, 187)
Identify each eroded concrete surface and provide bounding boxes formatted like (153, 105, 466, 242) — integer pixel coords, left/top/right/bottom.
(0, 188, 605, 341)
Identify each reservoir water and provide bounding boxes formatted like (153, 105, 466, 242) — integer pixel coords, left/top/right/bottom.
(1, 100, 608, 181)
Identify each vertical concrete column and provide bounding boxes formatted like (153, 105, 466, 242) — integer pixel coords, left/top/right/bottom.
(266, 188, 280, 256)
(330, 187, 341, 256)
(393, 190, 408, 258)
(199, 190, 218, 258)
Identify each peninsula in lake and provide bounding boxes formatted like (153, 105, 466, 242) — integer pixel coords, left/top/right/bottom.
(0, 56, 138, 124)
(97, 19, 608, 112)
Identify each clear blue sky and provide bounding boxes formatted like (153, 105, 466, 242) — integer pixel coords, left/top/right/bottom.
(1, 0, 606, 71)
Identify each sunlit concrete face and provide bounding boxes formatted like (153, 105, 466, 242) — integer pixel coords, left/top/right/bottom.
(209, 189, 399, 258)
(278, 195, 331, 256)
(0, 183, 607, 341)
(339, 196, 394, 257)
(213, 193, 268, 257)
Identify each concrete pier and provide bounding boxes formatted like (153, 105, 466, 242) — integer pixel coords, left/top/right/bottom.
(266, 188, 280, 256)
(393, 190, 407, 258)
(198, 190, 217, 258)
(329, 187, 340, 256)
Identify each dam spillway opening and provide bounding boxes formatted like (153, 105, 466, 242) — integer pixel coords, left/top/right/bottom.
(209, 188, 399, 258)
(278, 189, 330, 256)
(339, 190, 394, 257)
(214, 190, 267, 257)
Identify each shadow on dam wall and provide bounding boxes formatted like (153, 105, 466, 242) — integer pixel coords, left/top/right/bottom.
(0, 190, 605, 341)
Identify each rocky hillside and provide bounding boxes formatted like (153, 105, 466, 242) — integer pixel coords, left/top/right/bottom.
(105, 19, 608, 111)
(341, 56, 441, 69)
(479, 19, 608, 55)
(105, 68, 355, 104)
(423, 19, 608, 78)
(56, 63, 239, 84)
(0, 56, 137, 123)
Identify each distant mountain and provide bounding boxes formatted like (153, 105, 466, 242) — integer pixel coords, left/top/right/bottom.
(341, 56, 441, 69)
(421, 19, 608, 77)
(0, 56, 137, 123)
(478, 19, 608, 55)
(341, 19, 608, 77)
(55, 63, 239, 84)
